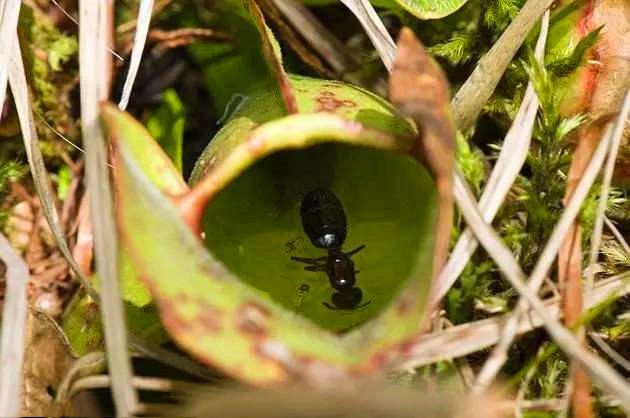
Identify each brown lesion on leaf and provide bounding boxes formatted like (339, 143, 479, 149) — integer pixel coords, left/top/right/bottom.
(315, 91, 357, 113)
(158, 299, 194, 333)
(236, 302, 271, 336)
(197, 302, 225, 333)
(395, 291, 416, 315)
(356, 344, 404, 376)
(257, 339, 355, 389)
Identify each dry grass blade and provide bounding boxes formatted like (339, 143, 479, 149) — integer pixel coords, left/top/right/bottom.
(589, 333, 630, 374)
(431, 10, 550, 307)
(604, 216, 630, 256)
(118, 0, 154, 110)
(0, 0, 21, 123)
(272, 0, 357, 74)
(452, 167, 630, 413)
(515, 344, 547, 418)
(339, 0, 396, 70)
(69, 375, 197, 398)
(171, 385, 510, 418)
(127, 335, 219, 381)
(79, 0, 137, 415)
(399, 273, 629, 370)
(451, 0, 554, 131)
(8, 38, 97, 297)
(0, 232, 28, 416)
(116, 0, 171, 34)
(473, 123, 612, 391)
(585, 90, 630, 296)
(55, 352, 106, 404)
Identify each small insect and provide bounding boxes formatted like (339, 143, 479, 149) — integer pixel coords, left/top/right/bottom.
(291, 188, 370, 310)
(293, 283, 310, 308)
(284, 236, 303, 254)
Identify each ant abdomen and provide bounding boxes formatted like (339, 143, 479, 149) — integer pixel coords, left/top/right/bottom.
(300, 188, 347, 250)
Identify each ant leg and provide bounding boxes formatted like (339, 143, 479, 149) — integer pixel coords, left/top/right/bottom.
(322, 301, 340, 310)
(291, 255, 326, 265)
(345, 244, 366, 257)
(355, 300, 371, 309)
(304, 265, 325, 272)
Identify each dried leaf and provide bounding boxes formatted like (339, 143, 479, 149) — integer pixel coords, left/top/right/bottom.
(389, 27, 455, 285)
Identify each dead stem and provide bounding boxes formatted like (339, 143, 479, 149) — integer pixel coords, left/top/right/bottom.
(0, 232, 28, 416)
(340, 0, 396, 70)
(272, 0, 358, 75)
(79, 0, 138, 414)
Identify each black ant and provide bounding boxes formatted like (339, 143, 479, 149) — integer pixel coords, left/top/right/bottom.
(291, 188, 370, 310)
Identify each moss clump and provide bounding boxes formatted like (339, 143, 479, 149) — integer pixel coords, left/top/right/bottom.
(17, 4, 78, 156)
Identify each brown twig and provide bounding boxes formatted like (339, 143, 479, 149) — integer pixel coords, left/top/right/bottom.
(271, 0, 358, 75)
(149, 28, 231, 47)
(257, 0, 336, 78)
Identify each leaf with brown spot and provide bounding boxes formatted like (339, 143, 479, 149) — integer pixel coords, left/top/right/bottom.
(106, 66, 448, 384)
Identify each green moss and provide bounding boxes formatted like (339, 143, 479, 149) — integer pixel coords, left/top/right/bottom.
(0, 160, 26, 226)
(428, 33, 476, 66)
(456, 132, 486, 195)
(17, 5, 78, 148)
(483, 0, 523, 30)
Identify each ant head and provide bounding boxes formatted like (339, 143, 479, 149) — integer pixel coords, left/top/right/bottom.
(331, 287, 364, 309)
